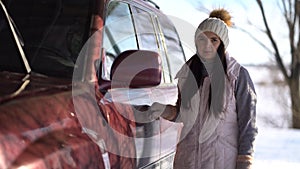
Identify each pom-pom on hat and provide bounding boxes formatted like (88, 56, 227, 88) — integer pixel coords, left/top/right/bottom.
(195, 8, 232, 49)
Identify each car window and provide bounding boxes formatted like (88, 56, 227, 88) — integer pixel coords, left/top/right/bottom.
(0, 0, 91, 78)
(101, 0, 186, 84)
(131, 6, 171, 83)
(156, 13, 186, 81)
(102, 1, 138, 80)
(131, 7, 159, 52)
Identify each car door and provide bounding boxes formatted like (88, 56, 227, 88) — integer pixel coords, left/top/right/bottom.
(98, 0, 186, 168)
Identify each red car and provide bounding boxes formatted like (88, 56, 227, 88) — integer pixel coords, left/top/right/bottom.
(0, 0, 186, 168)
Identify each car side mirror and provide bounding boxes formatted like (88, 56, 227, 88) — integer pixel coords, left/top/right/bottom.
(110, 50, 162, 88)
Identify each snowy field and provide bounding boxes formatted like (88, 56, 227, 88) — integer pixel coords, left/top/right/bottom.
(246, 65, 300, 168)
(253, 128, 300, 168)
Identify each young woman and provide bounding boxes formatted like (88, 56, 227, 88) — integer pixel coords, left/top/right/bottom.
(173, 9, 258, 169)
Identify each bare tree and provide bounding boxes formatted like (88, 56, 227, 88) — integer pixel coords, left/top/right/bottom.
(254, 0, 300, 128)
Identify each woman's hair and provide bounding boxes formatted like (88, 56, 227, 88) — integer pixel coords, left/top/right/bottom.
(210, 43, 226, 115)
(218, 43, 227, 72)
(179, 43, 226, 113)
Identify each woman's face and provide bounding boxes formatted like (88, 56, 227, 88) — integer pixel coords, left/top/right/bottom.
(196, 31, 221, 60)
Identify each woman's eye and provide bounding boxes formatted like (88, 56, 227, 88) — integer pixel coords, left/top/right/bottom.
(198, 37, 206, 41)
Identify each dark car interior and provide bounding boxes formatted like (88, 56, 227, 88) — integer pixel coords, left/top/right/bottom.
(0, 0, 91, 78)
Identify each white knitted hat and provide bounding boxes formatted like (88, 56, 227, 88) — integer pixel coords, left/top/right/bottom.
(195, 17, 229, 49)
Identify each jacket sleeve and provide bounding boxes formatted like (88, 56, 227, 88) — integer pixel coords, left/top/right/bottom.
(235, 66, 258, 167)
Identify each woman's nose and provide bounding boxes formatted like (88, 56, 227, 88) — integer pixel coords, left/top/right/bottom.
(204, 40, 212, 49)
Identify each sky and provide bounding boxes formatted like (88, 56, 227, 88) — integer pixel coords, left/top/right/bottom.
(152, 0, 290, 65)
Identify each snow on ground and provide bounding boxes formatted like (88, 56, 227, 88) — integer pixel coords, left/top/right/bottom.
(246, 65, 300, 168)
(253, 128, 300, 168)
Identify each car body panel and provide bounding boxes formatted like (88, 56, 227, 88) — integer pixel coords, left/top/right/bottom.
(0, 0, 185, 168)
(0, 71, 136, 168)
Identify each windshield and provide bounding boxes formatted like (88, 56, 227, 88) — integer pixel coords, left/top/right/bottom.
(0, 0, 91, 79)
